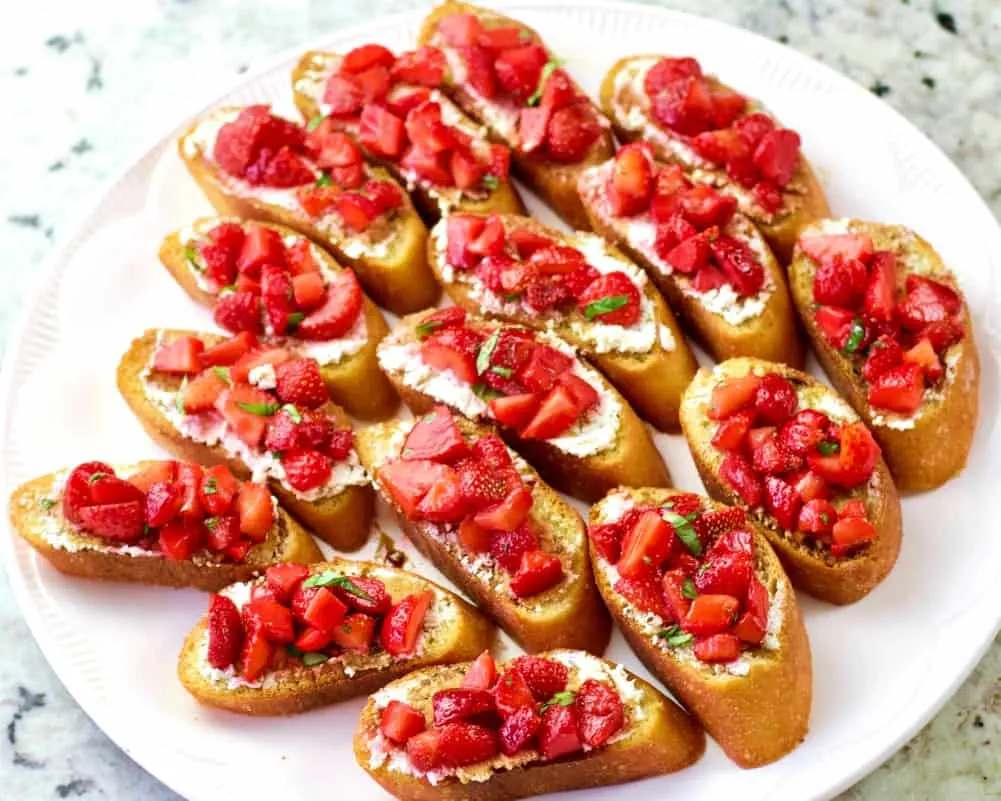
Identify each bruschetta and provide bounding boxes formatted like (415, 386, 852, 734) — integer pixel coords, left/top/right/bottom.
(159, 217, 398, 420)
(291, 45, 525, 221)
(417, 2, 615, 229)
(178, 104, 439, 315)
(578, 145, 803, 366)
(116, 328, 374, 551)
(354, 649, 705, 800)
(600, 55, 829, 261)
(680, 358, 902, 604)
(788, 219, 980, 491)
(9, 459, 322, 592)
(428, 212, 697, 430)
(376, 307, 671, 502)
(178, 558, 495, 715)
(588, 486, 811, 768)
(356, 406, 610, 653)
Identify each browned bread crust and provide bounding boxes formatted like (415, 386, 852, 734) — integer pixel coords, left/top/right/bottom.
(680, 357, 902, 604)
(116, 328, 374, 551)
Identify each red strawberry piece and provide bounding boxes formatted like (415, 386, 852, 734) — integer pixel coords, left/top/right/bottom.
(349, 65, 392, 104)
(392, 46, 447, 86)
(813, 305, 856, 349)
(157, 517, 205, 559)
(733, 112, 776, 149)
(614, 574, 667, 617)
(799, 232, 874, 266)
(489, 393, 540, 430)
(432, 688, 496, 726)
(87, 473, 144, 507)
(777, 415, 825, 457)
(832, 516, 876, 555)
(472, 433, 515, 471)
(378, 459, 455, 519)
(77, 499, 145, 542)
(665, 230, 711, 275)
(205, 513, 242, 553)
(544, 103, 601, 163)
(711, 408, 755, 451)
(753, 374, 798, 426)
(405, 101, 457, 153)
(381, 701, 427, 746)
(420, 325, 482, 381)
(539, 704, 582, 760)
(608, 143, 654, 216)
(263, 408, 301, 452)
(214, 291, 261, 334)
(867, 361, 924, 414)
(517, 105, 550, 153)
(752, 129, 801, 187)
(510, 550, 564, 597)
(243, 597, 296, 644)
(450, 150, 487, 190)
(171, 462, 203, 520)
(838, 499, 868, 520)
(499, 705, 541, 756)
(813, 256, 868, 308)
(444, 214, 486, 269)
(695, 551, 753, 597)
(142, 481, 183, 529)
(792, 469, 831, 502)
(198, 223, 244, 287)
(711, 235, 765, 296)
(258, 147, 314, 188)
(649, 166, 689, 221)
(403, 407, 469, 463)
(341, 43, 395, 74)
(862, 335, 904, 382)
(474, 485, 532, 532)
(921, 317, 965, 353)
(494, 44, 548, 103)
(237, 617, 273, 682)
(691, 128, 748, 166)
(863, 251, 898, 322)
(263, 563, 309, 603)
(524, 280, 572, 313)
(903, 338, 944, 382)
(199, 331, 257, 368)
(540, 68, 576, 112)
(405, 729, 445, 772)
(237, 482, 274, 541)
(387, 86, 433, 118)
(296, 185, 341, 218)
(708, 374, 761, 419)
(694, 633, 742, 663)
(281, 449, 333, 492)
(153, 335, 205, 375)
(291, 272, 325, 311)
(529, 244, 586, 275)
(576, 679, 625, 749)
(588, 522, 624, 563)
(415, 466, 467, 523)
(808, 422, 880, 488)
(798, 498, 837, 535)
(720, 452, 764, 507)
(512, 655, 568, 699)
(678, 184, 738, 228)
(705, 527, 754, 559)
(494, 667, 536, 718)
(259, 264, 293, 335)
(563, 264, 601, 299)
(764, 476, 802, 530)
(710, 88, 748, 127)
(206, 594, 244, 669)
(455, 457, 509, 508)
(661, 570, 691, 623)
(617, 509, 673, 579)
(643, 56, 702, 96)
(516, 345, 573, 393)
(897, 275, 962, 330)
(199, 464, 240, 516)
(326, 575, 389, 616)
(462, 651, 497, 691)
(479, 25, 530, 50)
(650, 75, 714, 135)
(273, 358, 328, 409)
(692, 263, 728, 292)
(577, 271, 641, 326)
(681, 594, 740, 636)
(458, 44, 498, 99)
(486, 143, 511, 181)
(381, 590, 433, 656)
(322, 74, 364, 115)
(519, 385, 579, 440)
(457, 517, 491, 552)
(297, 269, 363, 341)
(330, 612, 378, 652)
(437, 722, 499, 768)
(437, 12, 485, 46)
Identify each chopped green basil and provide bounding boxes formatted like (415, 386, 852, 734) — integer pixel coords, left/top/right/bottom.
(682, 577, 697, 600)
(490, 365, 512, 378)
(219, 284, 237, 295)
(817, 440, 840, 456)
(540, 690, 575, 712)
(286, 644, 303, 658)
(518, 29, 533, 41)
(307, 114, 326, 131)
(657, 625, 694, 648)
(504, 292, 521, 302)
(282, 404, 302, 423)
(476, 331, 500, 375)
(237, 401, 279, 416)
(302, 652, 329, 667)
(663, 509, 702, 557)
(821, 511, 831, 526)
(482, 174, 500, 191)
(204, 516, 218, 531)
(526, 58, 565, 106)
(212, 366, 232, 385)
(287, 311, 305, 329)
(842, 317, 866, 354)
(184, 245, 203, 272)
(203, 477, 217, 495)
(302, 571, 373, 601)
(584, 294, 629, 321)
(472, 382, 504, 401)
(315, 171, 332, 188)
(87, 472, 109, 484)
(415, 320, 442, 340)
(40, 498, 56, 511)
(176, 377, 187, 416)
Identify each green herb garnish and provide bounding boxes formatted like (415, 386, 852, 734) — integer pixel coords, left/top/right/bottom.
(842, 317, 866, 354)
(476, 331, 500, 375)
(282, 404, 302, 423)
(504, 293, 521, 302)
(526, 59, 565, 106)
(287, 311, 305, 329)
(663, 509, 702, 557)
(482, 174, 500, 191)
(584, 294, 629, 321)
(817, 440, 840, 456)
(302, 572, 373, 601)
(307, 114, 326, 131)
(821, 512, 831, 526)
(40, 498, 55, 511)
(204, 516, 218, 530)
(87, 472, 109, 484)
(490, 365, 512, 378)
(212, 366, 232, 385)
(203, 477, 217, 495)
(219, 284, 237, 295)
(176, 377, 187, 416)
(184, 245, 203, 272)
(315, 171, 332, 188)
(237, 401, 279, 416)
(657, 625, 694, 648)
(540, 690, 575, 712)
(472, 382, 504, 401)
(286, 644, 303, 658)
(416, 320, 442, 340)
(302, 652, 329, 667)
(682, 577, 697, 600)
(518, 29, 533, 41)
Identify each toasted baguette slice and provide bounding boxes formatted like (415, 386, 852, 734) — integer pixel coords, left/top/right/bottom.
(788, 219, 980, 491)
(378, 310, 671, 502)
(428, 213, 698, 430)
(599, 55, 829, 262)
(589, 486, 811, 767)
(178, 559, 495, 715)
(117, 329, 374, 551)
(354, 649, 705, 800)
(9, 461, 323, 592)
(680, 358, 902, 604)
(578, 156, 804, 367)
(356, 413, 610, 653)
(417, 2, 616, 230)
(159, 217, 398, 421)
(291, 51, 525, 222)
(178, 106, 440, 315)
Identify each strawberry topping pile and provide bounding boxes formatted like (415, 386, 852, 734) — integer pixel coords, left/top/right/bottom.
(210, 106, 403, 233)
(639, 57, 801, 214)
(205, 563, 433, 682)
(590, 494, 771, 663)
(377, 407, 564, 598)
(191, 222, 364, 341)
(411, 308, 602, 442)
(151, 333, 355, 494)
(707, 372, 880, 556)
(596, 145, 765, 298)
(378, 651, 626, 771)
(317, 44, 511, 195)
(60, 460, 274, 562)
(444, 214, 643, 322)
(800, 230, 967, 417)
(433, 13, 602, 162)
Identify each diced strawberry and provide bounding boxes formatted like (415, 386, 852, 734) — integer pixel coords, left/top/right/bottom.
(392, 46, 447, 86)
(301, 586, 348, 633)
(494, 43, 548, 103)
(197, 464, 239, 516)
(237, 617, 273, 682)
(813, 305, 856, 348)
(753, 374, 798, 426)
(921, 317, 965, 353)
(608, 144, 654, 216)
(402, 406, 469, 463)
(489, 524, 539, 574)
(577, 271, 641, 326)
(695, 551, 753, 598)
(694, 633, 742, 663)
(862, 251, 898, 322)
(528, 244, 585, 275)
(341, 43, 395, 74)
(153, 335, 205, 375)
(867, 361, 924, 414)
(617, 509, 673, 579)
(206, 594, 244, 669)
(614, 574, 667, 618)
(381, 700, 427, 745)
(378, 458, 456, 519)
(263, 563, 309, 604)
(832, 516, 876, 555)
(237, 482, 274, 541)
(650, 75, 714, 135)
(897, 275, 962, 331)
(290, 272, 325, 312)
(520, 385, 579, 440)
(752, 129, 801, 187)
(236, 225, 285, 277)
(415, 466, 467, 523)
(733, 112, 776, 149)
(297, 268, 363, 342)
(406, 728, 445, 772)
(861, 336, 903, 383)
(681, 594, 740, 636)
(678, 185, 738, 229)
(487, 393, 538, 430)
(258, 146, 314, 188)
(473, 485, 532, 532)
(213, 290, 261, 334)
(281, 449, 333, 492)
(798, 498, 837, 535)
(799, 232, 875, 266)
(499, 705, 541, 756)
(75, 496, 144, 542)
(575, 679, 624, 749)
(420, 326, 481, 383)
(450, 150, 487, 190)
(544, 103, 600, 163)
(813, 256, 868, 308)
(459, 44, 498, 98)
(838, 499, 868, 520)
(764, 476, 802, 530)
(272, 358, 327, 409)
(437, 12, 485, 46)
(665, 230, 711, 275)
(691, 128, 748, 166)
(711, 409, 755, 451)
(710, 87, 748, 127)
(171, 462, 203, 521)
(322, 74, 364, 115)
(510, 656, 567, 702)
(125, 461, 176, 495)
(381, 590, 434, 656)
(333, 612, 379, 652)
(808, 422, 881, 488)
(778, 415, 825, 457)
(216, 385, 273, 448)
(516, 345, 573, 393)
(157, 517, 205, 559)
(437, 722, 499, 767)
(432, 688, 495, 726)
(331, 191, 382, 232)
(711, 235, 765, 296)
(660, 570, 691, 623)
(205, 513, 242, 553)
(358, 104, 406, 159)
(720, 452, 764, 507)
(462, 651, 497, 691)
(649, 167, 689, 221)
(243, 598, 296, 644)
(708, 375, 761, 419)
(510, 550, 564, 597)
(539, 704, 582, 760)
(793, 469, 831, 502)
(731, 611, 766, 645)
(199, 332, 257, 368)
(228, 346, 290, 384)
(903, 338, 944, 382)
(705, 526, 753, 559)
(540, 68, 576, 112)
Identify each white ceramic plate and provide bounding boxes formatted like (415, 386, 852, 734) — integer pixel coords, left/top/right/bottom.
(3, 2, 1001, 800)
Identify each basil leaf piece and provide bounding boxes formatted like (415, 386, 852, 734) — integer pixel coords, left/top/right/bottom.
(842, 317, 866, 354)
(286, 644, 303, 658)
(40, 498, 55, 511)
(817, 440, 840, 456)
(87, 472, 109, 484)
(203, 477, 217, 495)
(476, 331, 500, 375)
(657, 625, 694, 648)
(307, 114, 326, 131)
(472, 382, 503, 401)
(302, 571, 373, 601)
(490, 365, 512, 378)
(416, 320, 442, 340)
(184, 245, 203, 272)
(526, 58, 565, 106)
(282, 404, 302, 423)
(175, 377, 187, 417)
(584, 294, 629, 321)
(518, 28, 533, 41)
(663, 510, 702, 557)
(287, 311, 305, 329)
(212, 366, 232, 385)
(504, 292, 521, 302)
(682, 577, 697, 600)
(315, 171, 332, 188)
(482, 174, 500, 191)
(204, 516, 218, 531)
(540, 690, 575, 712)
(237, 401, 279, 416)
(302, 652, 329, 667)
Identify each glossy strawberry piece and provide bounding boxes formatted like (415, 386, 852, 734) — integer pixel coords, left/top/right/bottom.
(415, 467, 467, 523)
(214, 290, 261, 333)
(545, 103, 601, 162)
(494, 43, 548, 103)
(499, 705, 541, 756)
(509, 550, 564, 597)
(512, 655, 568, 699)
(402, 407, 470, 463)
(143, 481, 183, 528)
(813, 256, 868, 308)
(681, 593, 740, 636)
(432, 688, 496, 726)
(206, 594, 244, 669)
(392, 46, 447, 86)
(617, 509, 673, 579)
(516, 345, 573, 393)
(158, 517, 205, 559)
(154, 335, 205, 375)
(381, 700, 427, 745)
(643, 56, 702, 96)
(752, 129, 801, 187)
(577, 271, 641, 326)
(381, 590, 433, 656)
(695, 551, 753, 598)
(800, 232, 874, 266)
(494, 666, 536, 717)
(437, 722, 499, 767)
(711, 235, 765, 296)
(298, 269, 363, 341)
(281, 449, 333, 492)
(764, 476, 802, 530)
(614, 574, 667, 618)
(808, 422, 880, 488)
(720, 452, 764, 507)
(608, 144, 654, 216)
(708, 375, 761, 419)
(678, 185, 737, 229)
(576, 679, 624, 749)
(539, 704, 582, 760)
(650, 75, 714, 135)
(753, 374, 798, 425)
(462, 651, 497, 691)
(489, 524, 539, 573)
(867, 361, 924, 414)
(588, 522, 624, 563)
(798, 498, 837, 535)
(237, 482, 274, 541)
(694, 633, 742, 663)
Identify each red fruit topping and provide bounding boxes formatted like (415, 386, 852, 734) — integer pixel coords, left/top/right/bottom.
(489, 524, 539, 573)
(381, 701, 427, 745)
(154, 335, 205, 375)
(813, 257, 868, 308)
(576, 679, 624, 748)
(539, 704, 582, 760)
(214, 291, 261, 334)
(281, 449, 333, 492)
(753, 374, 798, 426)
(752, 129, 801, 187)
(615, 574, 667, 618)
(867, 361, 924, 414)
(577, 271, 641, 326)
(273, 358, 328, 409)
(608, 144, 654, 216)
(509, 550, 564, 597)
(381, 590, 433, 656)
(494, 44, 548, 103)
(694, 633, 742, 663)
(392, 46, 448, 86)
(617, 509, 673, 579)
(237, 483, 274, 541)
(800, 232, 874, 266)
(708, 375, 762, 419)
(499, 705, 542, 756)
(695, 550, 753, 598)
(158, 517, 205, 560)
(432, 688, 495, 726)
(474, 485, 533, 532)
(206, 594, 244, 669)
(682, 594, 740, 636)
(462, 651, 498, 691)
(545, 103, 601, 163)
(720, 452, 764, 507)
(511, 655, 568, 699)
(650, 75, 714, 135)
(403, 406, 470, 463)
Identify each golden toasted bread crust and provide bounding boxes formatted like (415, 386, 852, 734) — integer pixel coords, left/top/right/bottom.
(589, 487, 811, 767)
(116, 328, 375, 550)
(680, 357, 902, 604)
(417, 2, 616, 230)
(427, 214, 698, 430)
(177, 113, 440, 315)
(788, 220, 980, 491)
(158, 218, 399, 421)
(353, 650, 705, 800)
(356, 415, 610, 654)
(381, 310, 672, 502)
(178, 559, 496, 715)
(9, 464, 323, 591)
(599, 55, 830, 263)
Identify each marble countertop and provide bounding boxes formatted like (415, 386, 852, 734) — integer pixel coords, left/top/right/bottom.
(2, 0, 1000, 798)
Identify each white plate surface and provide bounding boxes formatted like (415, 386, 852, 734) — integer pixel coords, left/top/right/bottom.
(3, 2, 1001, 800)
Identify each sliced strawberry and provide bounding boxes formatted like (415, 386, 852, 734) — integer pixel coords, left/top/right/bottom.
(206, 594, 244, 669)
(539, 704, 582, 760)
(814, 305, 856, 348)
(733, 112, 776, 149)
(296, 269, 363, 341)
(516, 345, 573, 393)
(608, 143, 654, 216)
(832, 516, 876, 555)
(720, 452, 764, 507)
(711, 235, 764, 296)
(199, 464, 240, 516)
(381, 590, 433, 656)
(691, 128, 748, 166)
(237, 482, 274, 541)
(512, 655, 568, 698)
(617, 509, 673, 579)
(752, 129, 801, 187)
(695, 551, 753, 598)
(711, 409, 755, 451)
(489, 393, 539, 429)
(799, 232, 874, 266)
(437, 12, 485, 47)
(415, 466, 467, 523)
(499, 705, 541, 756)
(678, 185, 737, 229)
(493, 667, 536, 718)
(708, 375, 761, 420)
(753, 374, 798, 426)
(867, 362, 924, 414)
(764, 476, 802, 530)
(808, 422, 881, 488)
(378, 459, 454, 519)
(473, 485, 533, 532)
(665, 230, 711, 275)
(199, 332, 257, 368)
(290, 272, 325, 312)
(903, 338, 944, 382)
(432, 687, 496, 726)
(813, 256, 868, 308)
(462, 651, 498, 691)
(494, 43, 548, 103)
(236, 225, 285, 277)
(125, 460, 176, 495)
(213, 290, 261, 334)
(153, 335, 205, 375)
(402, 407, 469, 463)
(694, 633, 741, 663)
(681, 594, 740, 636)
(158, 517, 205, 559)
(798, 498, 837, 535)
(381, 700, 427, 745)
(77, 500, 145, 542)
(392, 46, 447, 86)
(509, 550, 564, 597)
(577, 271, 641, 326)
(544, 103, 600, 163)
(520, 385, 579, 440)
(650, 75, 714, 135)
